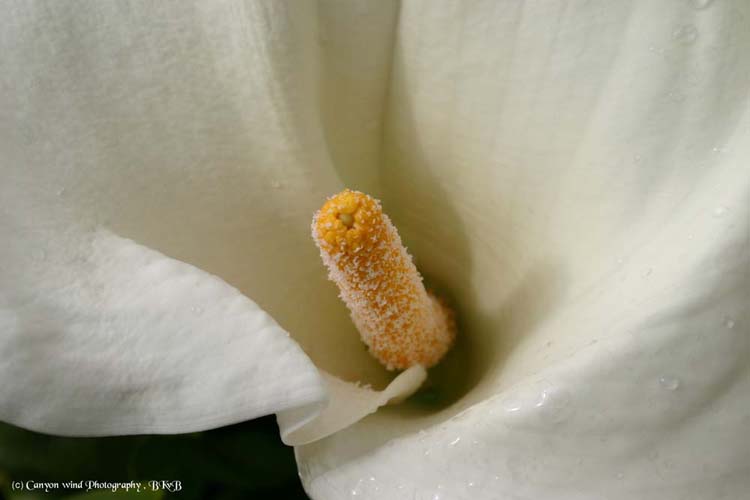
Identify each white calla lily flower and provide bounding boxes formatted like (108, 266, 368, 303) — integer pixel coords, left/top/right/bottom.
(2, 1, 749, 499)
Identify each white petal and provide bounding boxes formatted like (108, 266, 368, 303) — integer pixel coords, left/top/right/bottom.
(278, 365, 426, 446)
(298, 0, 750, 498)
(0, 228, 326, 435)
(1, 1, 397, 434)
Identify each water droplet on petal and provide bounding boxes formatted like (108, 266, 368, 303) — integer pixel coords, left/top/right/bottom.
(448, 436, 461, 446)
(535, 389, 549, 408)
(350, 477, 378, 497)
(673, 24, 699, 45)
(502, 397, 523, 413)
(690, 0, 714, 10)
(430, 485, 445, 500)
(536, 386, 573, 424)
(724, 317, 736, 329)
(659, 375, 680, 391)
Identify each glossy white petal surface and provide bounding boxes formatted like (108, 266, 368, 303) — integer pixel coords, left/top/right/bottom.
(3, 0, 748, 496)
(0, 0, 399, 435)
(298, 0, 750, 498)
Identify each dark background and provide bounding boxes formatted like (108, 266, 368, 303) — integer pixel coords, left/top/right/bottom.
(0, 416, 309, 499)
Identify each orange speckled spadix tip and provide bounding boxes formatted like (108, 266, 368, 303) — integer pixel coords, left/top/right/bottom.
(311, 189, 456, 370)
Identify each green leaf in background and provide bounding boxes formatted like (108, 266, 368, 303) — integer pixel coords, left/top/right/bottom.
(67, 490, 163, 500)
(0, 417, 309, 499)
(2, 488, 162, 500)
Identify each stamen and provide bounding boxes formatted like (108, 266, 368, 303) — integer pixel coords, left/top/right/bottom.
(311, 189, 456, 370)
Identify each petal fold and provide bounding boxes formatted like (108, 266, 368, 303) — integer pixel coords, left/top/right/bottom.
(278, 365, 426, 446)
(0, 229, 326, 436)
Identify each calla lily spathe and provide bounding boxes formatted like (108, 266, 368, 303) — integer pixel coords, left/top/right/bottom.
(1, 1, 749, 500)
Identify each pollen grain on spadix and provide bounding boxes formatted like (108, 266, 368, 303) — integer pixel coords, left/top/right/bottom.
(311, 189, 456, 370)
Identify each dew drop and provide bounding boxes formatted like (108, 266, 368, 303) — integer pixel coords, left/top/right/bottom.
(713, 206, 727, 217)
(535, 389, 549, 408)
(659, 375, 680, 391)
(673, 24, 699, 45)
(448, 436, 461, 446)
(502, 397, 523, 413)
(536, 386, 573, 424)
(431, 484, 444, 500)
(350, 477, 378, 497)
(724, 317, 736, 329)
(689, 0, 714, 10)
